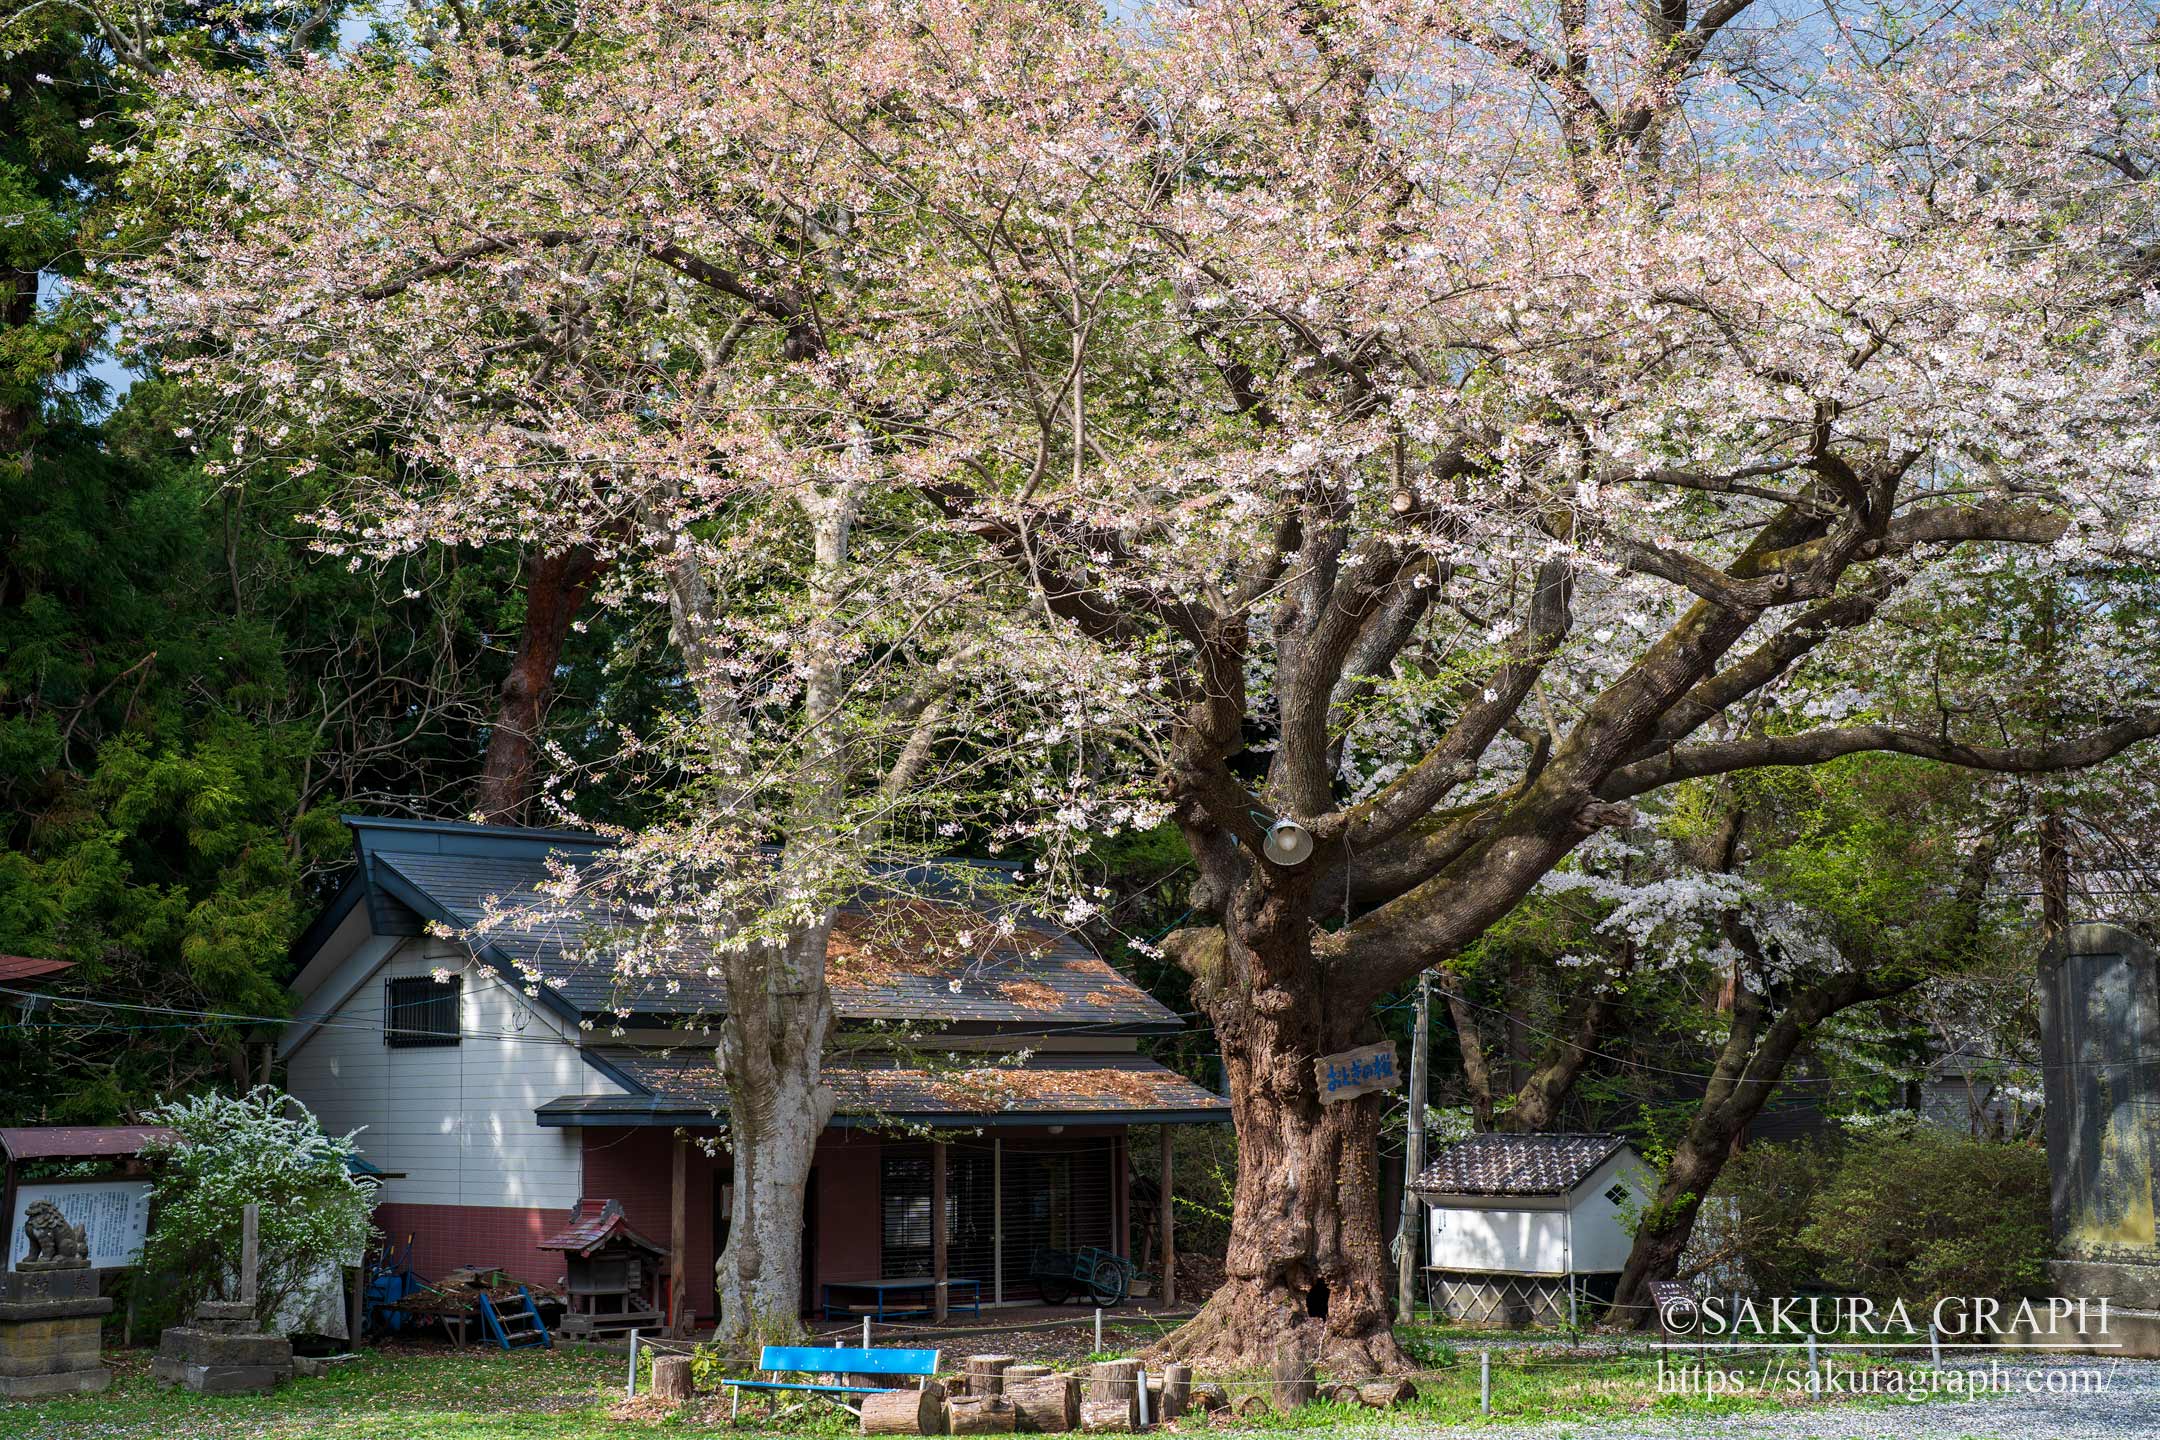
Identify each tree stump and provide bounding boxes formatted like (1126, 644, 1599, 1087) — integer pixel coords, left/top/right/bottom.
(1079, 1400, 1134, 1433)
(948, 1397, 1019, 1434)
(650, 1355, 694, 1403)
(1086, 1359, 1140, 1428)
(1159, 1363, 1192, 1420)
(862, 1383, 947, 1435)
(1270, 1354, 1316, 1411)
(1005, 1374, 1079, 1432)
(967, 1355, 1016, 1398)
(1357, 1379, 1417, 1408)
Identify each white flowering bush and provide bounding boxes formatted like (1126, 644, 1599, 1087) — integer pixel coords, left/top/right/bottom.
(140, 1087, 376, 1328)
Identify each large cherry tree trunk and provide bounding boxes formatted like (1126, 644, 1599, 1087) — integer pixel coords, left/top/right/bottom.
(1153, 886, 1405, 1376)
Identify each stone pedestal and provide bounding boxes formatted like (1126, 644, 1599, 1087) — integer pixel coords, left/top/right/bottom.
(2038, 923, 2160, 1355)
(0, 1265, 113, 1399)
(154, 1299, 292, 1395)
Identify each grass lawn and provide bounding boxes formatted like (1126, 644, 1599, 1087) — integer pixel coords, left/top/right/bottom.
(0, 1335, 1933, 1439)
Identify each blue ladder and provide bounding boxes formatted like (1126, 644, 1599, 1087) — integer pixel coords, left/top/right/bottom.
(477, 1285, 553, 1351)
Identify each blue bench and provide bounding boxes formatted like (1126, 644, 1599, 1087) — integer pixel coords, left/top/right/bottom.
(720, 1344, 941, 1419)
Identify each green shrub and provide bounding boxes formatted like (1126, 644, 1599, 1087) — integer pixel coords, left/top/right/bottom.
(1708, 1138, 1840, 1296)
(140, 1086, 377, 1329)
(1796, 1122, 2051, 1306)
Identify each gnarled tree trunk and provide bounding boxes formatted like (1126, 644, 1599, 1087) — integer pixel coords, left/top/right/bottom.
(1151, 896, 1405, 1377)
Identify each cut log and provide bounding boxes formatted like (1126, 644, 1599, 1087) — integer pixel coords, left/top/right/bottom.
(863, 1383, 948, 1435)
(1270, 1354, 1316, 1411)
(1007, 1364, 1053, 1381)
(948, 1397, 1019, 1435)
(1357, 1379, 1417, 1408)
(1235, 1394, 1270, 1419)
(1005, 1374, 1079, 1433)
(649, 1355, 694, 1402)
(1085, 1360, 1140, 1428)
(1323, 1382, 1359, 1404)
(1189, 1382, 1228, 1413)
(1159, 1363, 1192, 1420)
(650, 1355, 694, 1402)
(967, 1356, 1016, 1398)
(1079, 1400, 1134, 1433)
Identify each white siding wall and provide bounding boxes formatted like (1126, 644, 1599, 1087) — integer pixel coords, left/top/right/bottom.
(284, 940, 621, 1210)
(1562, 1150, 1654, 1273)
(1427, 1198, 1569, 1275)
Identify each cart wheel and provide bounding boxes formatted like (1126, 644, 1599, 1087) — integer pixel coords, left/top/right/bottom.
(1038, 1276, 1072, 1305)
(1087, 1260, 1128, 1308)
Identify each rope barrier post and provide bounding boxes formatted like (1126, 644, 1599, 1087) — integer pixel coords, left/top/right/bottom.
(1929, 1321, 1941, 1369)
(1479, 1349, 1490, 1415)
(1806, 1334, 1819, 1386)
(1137, 1366, 1149, 1427)
(864, 1314, 872, 1349)
(1094, 1307, 1103, 1353)
(626, 1329, 639, 1398)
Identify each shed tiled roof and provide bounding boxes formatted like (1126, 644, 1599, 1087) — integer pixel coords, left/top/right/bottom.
(365, 841, 1177, 1031)
(0, 1126, 177, 1162)
(1412, 1133, 1629, 1197)
(542, 1049, 1231, 1128)
(0, 956, 72, 985)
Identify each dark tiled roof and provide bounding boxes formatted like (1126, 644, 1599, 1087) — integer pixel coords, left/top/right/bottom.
(538, 1199, 665, 1256)
(367, 844, 1177, 1031)
(545, 1049, 1230, 1126)
(1412, 1133, 1629, 1197)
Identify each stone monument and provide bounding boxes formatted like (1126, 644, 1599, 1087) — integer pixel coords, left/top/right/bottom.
(153, 1204, 293, 1395)
(0, 1200, 113, 1398)
(2040, 922, 2160, 1355)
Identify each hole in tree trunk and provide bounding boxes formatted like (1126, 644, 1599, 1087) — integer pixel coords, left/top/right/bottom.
(1306, 1278, 1330, 1319)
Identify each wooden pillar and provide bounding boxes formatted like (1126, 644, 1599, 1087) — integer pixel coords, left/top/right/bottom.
(670, 1132, 689, 1337)
(1158, 1127, 1176, 1307)
(931, 1140, 949, 1322)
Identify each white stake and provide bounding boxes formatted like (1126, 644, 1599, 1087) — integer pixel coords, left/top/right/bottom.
(864, 1314, 872, 1349)
(1929, 1321, 1941, 1369)
(1137, 1366, 1149, 1427)
(626, 1330, 639, 1398)
(1094, 1307, 1103, 1353)
(1479, 1350, 1490, 1414)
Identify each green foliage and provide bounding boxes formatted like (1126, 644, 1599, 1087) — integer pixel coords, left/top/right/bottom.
(138, 1086, 376, 1329)
(1705, 1139, 1841, 1298)
(1798, 1122, 2052, 1307)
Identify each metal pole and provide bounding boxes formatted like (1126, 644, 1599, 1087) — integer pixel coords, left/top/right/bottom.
(1929, 1321, 1941, 1369)
(993, 1138, 1005, 1307)
(1094, 1307, 1104, 1353)
(1395, 970, 1431, 1323)
(1479, 1350, 1490, 1414)
(1806, 1334, 1819, 1386)
(1567, 1275, 1577, 1336)
(863, 1315, 872, 1348)
(1137, 1367, 1149, 1427)
(626, 1330, 639, 1398)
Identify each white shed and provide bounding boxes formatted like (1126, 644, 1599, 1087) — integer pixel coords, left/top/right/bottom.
(1411, 1132, 1651, 1326)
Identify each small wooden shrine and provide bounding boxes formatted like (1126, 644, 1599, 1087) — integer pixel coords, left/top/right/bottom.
(537, 1199, 666, 1339)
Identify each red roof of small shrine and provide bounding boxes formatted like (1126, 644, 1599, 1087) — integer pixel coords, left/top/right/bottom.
(537, 1199, 665, 1256)
(0, 956, 73, 985)
(0, 1126, 177, 1162)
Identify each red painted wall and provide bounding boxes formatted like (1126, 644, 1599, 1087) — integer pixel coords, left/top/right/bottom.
(380, 1124, 1141, 1326)
(373, 1201, 564, 1294)
(581, 1128, 720, 1322)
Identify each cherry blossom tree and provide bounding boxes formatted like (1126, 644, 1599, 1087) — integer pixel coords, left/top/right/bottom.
(111, 0, 2160, 1372)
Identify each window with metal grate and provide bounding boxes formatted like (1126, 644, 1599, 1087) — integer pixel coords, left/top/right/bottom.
(385, 975, 461, 1048)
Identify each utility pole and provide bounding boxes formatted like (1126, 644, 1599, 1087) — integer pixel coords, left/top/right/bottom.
(1394, 969, 1431, 1323)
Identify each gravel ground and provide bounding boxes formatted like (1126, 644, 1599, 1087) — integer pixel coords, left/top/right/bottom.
(1387, 1358, 2160, 1440)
